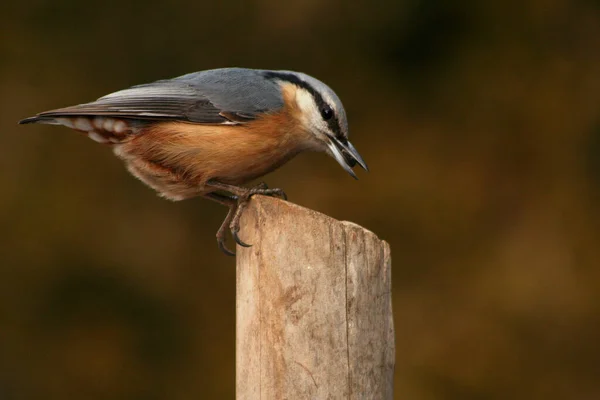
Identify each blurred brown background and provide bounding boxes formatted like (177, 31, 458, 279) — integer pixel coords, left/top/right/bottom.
(2, 0, 600, 399)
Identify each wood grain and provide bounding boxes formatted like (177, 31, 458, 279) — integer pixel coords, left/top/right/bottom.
(236, 196, 394, 399)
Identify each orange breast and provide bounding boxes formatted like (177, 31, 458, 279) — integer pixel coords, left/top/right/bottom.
(112, 84, 312, 200)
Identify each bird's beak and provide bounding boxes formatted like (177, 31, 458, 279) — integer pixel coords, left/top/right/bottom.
(326, 136, 369, 180)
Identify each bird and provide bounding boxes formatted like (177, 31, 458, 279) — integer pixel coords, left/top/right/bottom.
(19, 68, 368, 255)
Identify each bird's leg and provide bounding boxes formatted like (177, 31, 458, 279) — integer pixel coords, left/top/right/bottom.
(203, 192, 239, 256)
(206, 180, 288, 250)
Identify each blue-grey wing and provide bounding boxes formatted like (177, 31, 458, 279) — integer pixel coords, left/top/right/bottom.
(20, 68, 284, 125)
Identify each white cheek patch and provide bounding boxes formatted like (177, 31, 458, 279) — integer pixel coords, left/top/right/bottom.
(294, 87, 327, 133)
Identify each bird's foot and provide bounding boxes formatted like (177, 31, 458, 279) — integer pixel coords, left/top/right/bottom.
(228, 183, 287, 248)
(215, 203, 237, 256)
(206, 180, 288, 256)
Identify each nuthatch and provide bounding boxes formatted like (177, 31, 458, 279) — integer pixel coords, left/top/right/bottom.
(20, 68, 368, 255)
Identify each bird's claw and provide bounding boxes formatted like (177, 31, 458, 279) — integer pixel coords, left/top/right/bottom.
(217, 237, 236, 257)
(207, 180, 288, 256)
(274, 188, 287, 201)
(246, 187, 287, 201)
(232, 228, 252, 248)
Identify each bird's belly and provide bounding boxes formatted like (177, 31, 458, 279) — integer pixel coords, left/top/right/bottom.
(112, 124, 299, 201)
(209, 146, 297, 185)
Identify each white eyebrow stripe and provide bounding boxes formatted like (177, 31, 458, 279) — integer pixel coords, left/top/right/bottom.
(320, 90, 337, 114)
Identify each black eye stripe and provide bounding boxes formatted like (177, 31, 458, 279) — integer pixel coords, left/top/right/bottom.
(320, 105, 333, 120)
(264, 71, 343, 138)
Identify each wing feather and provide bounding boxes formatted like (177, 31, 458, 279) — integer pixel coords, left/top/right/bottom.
(19, 68, 285, 126)
(21, 82, 231, 125)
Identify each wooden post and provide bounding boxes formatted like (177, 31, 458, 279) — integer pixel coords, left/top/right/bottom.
(236, 196, 394, 399)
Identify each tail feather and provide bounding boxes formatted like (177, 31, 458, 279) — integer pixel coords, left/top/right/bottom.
(19, 115, 61, 125)
(19, 111, 141, 144)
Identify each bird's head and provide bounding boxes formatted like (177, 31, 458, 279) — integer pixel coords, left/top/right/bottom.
(264, 70, 369, 179)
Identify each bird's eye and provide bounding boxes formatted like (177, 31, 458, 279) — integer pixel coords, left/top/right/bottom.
(320, 105, 333, 120)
